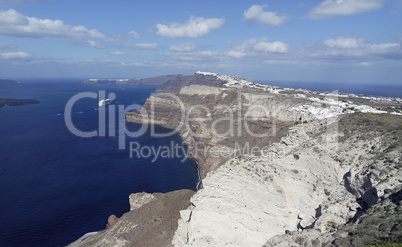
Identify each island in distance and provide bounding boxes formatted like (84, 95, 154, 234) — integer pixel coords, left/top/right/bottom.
(0, 79, 40, 107)
(0, 79, 19, 85)
(82, 75, 178, 86)
(0, 98, 40, 108)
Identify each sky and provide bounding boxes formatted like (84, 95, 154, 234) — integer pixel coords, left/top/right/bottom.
(0, 0, 401, 84)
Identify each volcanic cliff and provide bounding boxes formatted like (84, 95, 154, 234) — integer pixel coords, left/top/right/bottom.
(71, 72, 402, 247)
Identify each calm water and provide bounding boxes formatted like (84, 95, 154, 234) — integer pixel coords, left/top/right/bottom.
(0, 82, 199, 247)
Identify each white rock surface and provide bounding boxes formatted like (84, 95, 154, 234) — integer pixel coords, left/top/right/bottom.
(180, 85, 222, 96)
(129, 192, 155, 211)
(172, 115, 400, 246)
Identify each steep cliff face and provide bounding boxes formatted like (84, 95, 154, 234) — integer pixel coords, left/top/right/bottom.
(172, 113, 402, 246)
(72, 72, 402, 247)
(127, 85, 315, 177)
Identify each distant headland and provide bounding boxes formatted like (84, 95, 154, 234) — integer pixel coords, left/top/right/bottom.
(81, 75, 178, 86)
(0, 79, 18, 85)
(0, 98, 40, 108)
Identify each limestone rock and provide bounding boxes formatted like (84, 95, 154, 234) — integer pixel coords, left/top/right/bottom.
(129, 192, 155, 211)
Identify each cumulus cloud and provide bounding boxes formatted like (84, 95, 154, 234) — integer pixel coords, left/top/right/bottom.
(128, 31, 140, 39)
(244, 5, 288, 26)
(87, 40, 105, 49)
(308, 0, 385, 19)
(366, 43, 401, 59)
(308, 37, 402, 60)
(109, 51, 125, 56)
(0, 51, 31, 59)
(324, 37, 365, 48)
(124, 43, 158, 50)
(227, 39, 256, 58)
(228, 50, 247, 58)
(169, 42, 197, 52)
(324, 37, 401, 55)
(0, 9, 107, 39)
(254, 41, 289, 53)
(156, 17, 225, 38)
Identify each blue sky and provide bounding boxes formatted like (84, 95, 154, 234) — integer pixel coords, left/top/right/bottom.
(0, 0, 401, 84)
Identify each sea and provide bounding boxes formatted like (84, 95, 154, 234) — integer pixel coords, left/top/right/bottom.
(0, 80, 401, 247)
(0, 81, 199, 247)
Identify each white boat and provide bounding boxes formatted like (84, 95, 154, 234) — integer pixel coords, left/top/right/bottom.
(98, 98, 112, 106)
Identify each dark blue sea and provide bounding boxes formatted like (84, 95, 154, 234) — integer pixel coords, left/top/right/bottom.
(0, 81, 199, 247)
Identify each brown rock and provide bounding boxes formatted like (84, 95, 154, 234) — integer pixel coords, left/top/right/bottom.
(106, 215, 119, 229)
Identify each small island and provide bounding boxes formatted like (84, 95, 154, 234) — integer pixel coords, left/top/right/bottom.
(0, 98, 40, 108)
(0, 79, 18, 85)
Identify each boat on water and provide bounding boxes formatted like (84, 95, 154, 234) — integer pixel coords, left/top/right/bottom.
(98, 98, 112, 106)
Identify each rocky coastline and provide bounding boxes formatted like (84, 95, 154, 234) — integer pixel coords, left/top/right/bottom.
(72, 72, 402, 246)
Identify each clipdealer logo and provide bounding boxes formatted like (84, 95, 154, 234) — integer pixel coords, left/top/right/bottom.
(64, 89, 340, 161)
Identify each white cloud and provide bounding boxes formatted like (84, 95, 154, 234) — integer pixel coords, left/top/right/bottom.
(359, 62, 371, 66)
(366, 43, 401, 53)
(254, 41, 289, 53)
(244, 5, 288, 26)
(109, 51, 125, 56)
(227, 39, 256, 59)
(87, 40, 105, 49)
(324, 37, 364, 48)
(124, 43, 158, 50)
(0, 51, 31, 59)
(308, 37, 402, 60)
(0, 43, 17, 49)
(0, 9, 107, 39)
(228, 50, 247, 58)
(322, 37, 401, 55)
(156, 17, 225, 38)
(169, 42, 197, 52)
(308, 0, 385, 19)
(128, 31, 140, 39)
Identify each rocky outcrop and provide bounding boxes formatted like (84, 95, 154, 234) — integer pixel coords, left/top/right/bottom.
(0, 98, 39, 108)
(69, 189, 195, 247)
